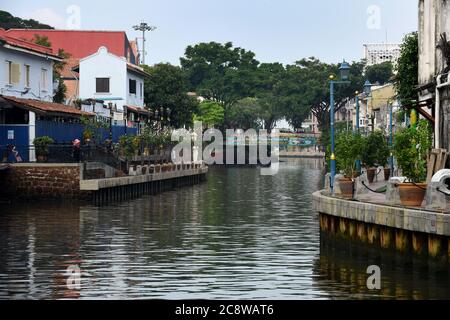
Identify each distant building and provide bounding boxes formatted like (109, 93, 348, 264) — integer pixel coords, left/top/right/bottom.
(5, 29, 140, 104)
(363, 43, 401, 66)
(301, 113, 320, 134)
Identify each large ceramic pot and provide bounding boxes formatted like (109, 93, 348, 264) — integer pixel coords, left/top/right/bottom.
(36, 154, 48, 163)
(398, 183, 427, 206)
(366, 168, 377, 184)
(339, 178, 355, 199)
(384, 168, 391, 181)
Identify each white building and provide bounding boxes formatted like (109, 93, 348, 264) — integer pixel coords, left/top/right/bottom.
(363, 43, 401, 66)
(418, 0, 450, 152)
(76, 46, 149, 113)
(0, 29, 61, 102)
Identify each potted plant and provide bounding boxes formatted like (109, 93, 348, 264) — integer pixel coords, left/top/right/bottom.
(33, 136, 54, 162)
(362, 131, 390, 183)
(393, 120, 432, 206)
(335, 131, 365, 199)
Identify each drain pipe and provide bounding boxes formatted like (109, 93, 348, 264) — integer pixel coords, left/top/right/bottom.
(435, 74, 450, 149)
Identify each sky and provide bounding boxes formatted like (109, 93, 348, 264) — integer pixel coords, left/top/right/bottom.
(3, 0, 418, 66)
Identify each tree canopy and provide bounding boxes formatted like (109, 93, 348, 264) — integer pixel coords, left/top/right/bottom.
(0, 10, 54, 30)
(180, 42, 259, 126)
(142, 63, 198, 128)
(394, 32, 419, 106)
(365, 61, 394, 85)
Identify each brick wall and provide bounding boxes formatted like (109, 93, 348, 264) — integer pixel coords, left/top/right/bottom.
(0, 164, 87, 199)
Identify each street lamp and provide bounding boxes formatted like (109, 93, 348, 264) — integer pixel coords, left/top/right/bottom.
(363, 80, 373, 135)
(354, 91, 361, 172)
(132, 22, 157, 65)
(329, 60, 351, 194)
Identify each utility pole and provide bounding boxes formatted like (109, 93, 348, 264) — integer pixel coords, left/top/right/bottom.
(133, 22, 157, 65)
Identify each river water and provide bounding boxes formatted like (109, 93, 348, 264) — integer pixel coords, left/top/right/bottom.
(0, 158, 449, 299)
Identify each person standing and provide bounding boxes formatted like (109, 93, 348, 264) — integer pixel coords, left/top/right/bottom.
(73, 139, 81, 162)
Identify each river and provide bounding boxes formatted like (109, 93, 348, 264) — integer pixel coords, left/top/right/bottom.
(0, 158, 449, 299)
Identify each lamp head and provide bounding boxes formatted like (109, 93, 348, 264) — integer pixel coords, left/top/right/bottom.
(339, 60, 350, 81)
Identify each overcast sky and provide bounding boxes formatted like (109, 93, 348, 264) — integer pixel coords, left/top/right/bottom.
(3, 0, 418, 66)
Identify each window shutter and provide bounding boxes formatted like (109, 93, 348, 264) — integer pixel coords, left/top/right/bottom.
(11, 63, 20, 85)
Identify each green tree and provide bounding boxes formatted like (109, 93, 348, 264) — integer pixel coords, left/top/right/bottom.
(394, 32, 419, 105)
(194, 101, 224, 128)
(142, 63, 198, 128)
(0, 10, 54, 30)
(180, 42, 259, 127)
(228, 97, 261, 130)
(365, 61, 394, 85)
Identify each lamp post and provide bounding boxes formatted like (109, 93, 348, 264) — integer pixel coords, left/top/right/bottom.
(355, 91, 361, 172)
(389, 100, 397, 175)
(363, 80, 373, 136)
(329, 60, 351, 194)
(132, 22, 157, 65)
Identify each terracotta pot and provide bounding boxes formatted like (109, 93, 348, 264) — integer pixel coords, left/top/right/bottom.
(339, 178, 354, 199)
(384, 168, 391, 181)
(366, 168, 376, 183)
(398, 183, 427, 207)
(36, 154, 47, 163)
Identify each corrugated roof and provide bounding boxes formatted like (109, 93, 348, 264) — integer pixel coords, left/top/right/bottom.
(1, 96, 94, 117)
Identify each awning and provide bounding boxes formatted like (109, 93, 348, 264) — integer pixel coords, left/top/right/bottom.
(0, 95, 94, 118)
(125, 105, 151, 116)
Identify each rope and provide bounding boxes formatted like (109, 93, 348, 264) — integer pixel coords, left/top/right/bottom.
(411, 181, 428, 191)
(375, 168, 382, 177)
(361, 181, 387, 193)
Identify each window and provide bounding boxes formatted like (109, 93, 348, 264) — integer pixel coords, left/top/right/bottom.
(129, 79, 136, 94)
(25, 65, 30, 87)
(96, 78, 110, 93)
(41, 69, 48, 90)
(139, 82, 143, 98)
(6, 61, 20, 85)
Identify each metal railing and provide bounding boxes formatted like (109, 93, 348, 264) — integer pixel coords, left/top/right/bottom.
(1, 143, 173, 173)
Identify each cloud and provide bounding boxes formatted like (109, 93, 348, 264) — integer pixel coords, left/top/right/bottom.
(23, 8, 66, 29)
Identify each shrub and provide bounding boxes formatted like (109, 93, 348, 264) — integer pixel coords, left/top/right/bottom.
(335, 131, 365, 179)
(33, 136, 54, 156)
(362, 131, 390, 168)
(393, 120, 432, 183)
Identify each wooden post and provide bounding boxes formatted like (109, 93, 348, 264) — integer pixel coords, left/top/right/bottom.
(367, 224, 380, 245)
(412, 232, 427, 256)
(356, 222, 367, 243)
(428, 234, 445, 259)
(380, 227, 393, 249)
(395, 229, 410, 252)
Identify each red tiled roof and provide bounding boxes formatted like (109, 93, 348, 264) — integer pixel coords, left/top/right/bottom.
(5, 29, 137, 63)
(1, 96, 94, 117)
(0, 29, 61, 60)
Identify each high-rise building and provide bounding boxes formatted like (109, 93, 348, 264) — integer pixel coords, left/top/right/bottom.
(363, 43, 401, 66)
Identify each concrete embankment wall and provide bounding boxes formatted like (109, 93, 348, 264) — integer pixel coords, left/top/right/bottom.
(0, 163, 208, 202)
(312, 190, 450, 261)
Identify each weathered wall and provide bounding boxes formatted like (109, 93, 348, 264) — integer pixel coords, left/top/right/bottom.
(0, 163, 85, 199)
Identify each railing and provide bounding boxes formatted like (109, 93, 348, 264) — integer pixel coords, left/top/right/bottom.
(1, 143, 173, 174)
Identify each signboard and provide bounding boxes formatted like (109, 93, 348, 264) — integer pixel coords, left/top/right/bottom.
(7, 130, 14, 140)
(113, 112, 124, 121)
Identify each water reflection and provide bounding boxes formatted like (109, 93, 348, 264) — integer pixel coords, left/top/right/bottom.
(0, 158, 449, 299)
